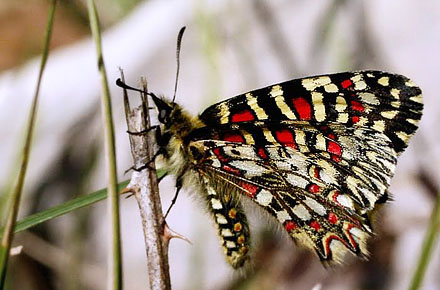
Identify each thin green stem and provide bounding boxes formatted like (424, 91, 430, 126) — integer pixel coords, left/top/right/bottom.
(0, 170, 166, 240)
(0, 1, 57, 287)
(408, 193, 440, 290)
(86, 1, 122, 289)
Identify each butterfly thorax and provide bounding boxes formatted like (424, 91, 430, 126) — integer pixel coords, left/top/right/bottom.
(157, 100, 205, 179)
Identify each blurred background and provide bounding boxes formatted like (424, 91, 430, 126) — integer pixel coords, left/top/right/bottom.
(0, 0, 439, 289)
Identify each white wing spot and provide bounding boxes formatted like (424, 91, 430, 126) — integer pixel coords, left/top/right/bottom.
(391, 101, 401, 108)
(405, 79, 417, 87)
(366, 151, 377, 162)
(211, 159, 221, 168)
(378, 76, 389, 86)
(410, 94, 423, 104)
(354, 80, 367, 90)
(223, 146, 256, 158)
(286, 173, 309, 188)
(293, 204, 311, 221)
(337, 113, 349, 123)
(373, 120, 386, 132)
(256, 189, 273, 206)
(381, 111, 399, 119)
(276, 210, 291, 223)
(229, 160, 268, 177)
(335, 96, 347, 112)
(359, 92, 379, 105)
(272, 85, 297, 120)
(294, 130, 306, 145)
(246, 93, 268, 119)
(396, 131, 410, 143)
(336, 194, 354, 209)
(316, 134, 327, 151)
(324, 83, 338, 93)
(391, 88, 400, 99)
(302, 76, 331, 91)
(407, 119, 419, 125)
(219, 102, 230, 124)
(312, 92, 326, 122)
(304, 197, 327, 216)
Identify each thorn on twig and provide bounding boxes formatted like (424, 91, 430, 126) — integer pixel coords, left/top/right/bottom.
(163, 223, 192, 245)
(120, 186, 137, 199)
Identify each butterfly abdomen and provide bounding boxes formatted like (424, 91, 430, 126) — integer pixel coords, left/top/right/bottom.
(157, 101, 252, 267)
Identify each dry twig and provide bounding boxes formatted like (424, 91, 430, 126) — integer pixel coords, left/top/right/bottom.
(120, 71, 171, 290)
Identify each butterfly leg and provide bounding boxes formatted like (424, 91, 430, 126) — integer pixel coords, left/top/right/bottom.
(201, 176, 251, 268)
(164, 176, 183, 219)
(126, 125, 158, 136)
(124, 149, 163, 174)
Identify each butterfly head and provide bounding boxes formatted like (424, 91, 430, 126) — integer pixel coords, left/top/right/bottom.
(150, 93, 174, 125)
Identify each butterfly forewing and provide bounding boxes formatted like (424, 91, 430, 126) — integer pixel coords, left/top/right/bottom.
(199, 71, 422, 154)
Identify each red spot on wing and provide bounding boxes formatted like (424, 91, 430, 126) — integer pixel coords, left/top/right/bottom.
(213, 148, 228, 162)
(284, 221, 297, 232)
(310, 220, 321, 231)
(328, 212, 338, 224)
(275, 129, 297, 149)
(223, 132, 245, 143)
(328, 133, 336, 140)
(257, 147, 268, 159)
(352, 116, 360, 124)
(328, 141, 341, 156)
(331, 155, 341, 162)
(344, 223, 359, 248)
(308, 183, 320, 194)
(314, 167, 320, 178)
(223, 165, 241, 176)
(331, 191, 341, 203)
(351, 101, 365, 112)
(341, 79, 352, 88)
(292, 97, 311, 120)
(324, 234, 349, 258)
(241, 182, 258, 198)
(231, 109, 255, 123)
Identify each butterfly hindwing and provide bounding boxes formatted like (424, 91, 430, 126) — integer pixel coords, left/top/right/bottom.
(189, 138, 374, 262)
(189, 121, 396, 211)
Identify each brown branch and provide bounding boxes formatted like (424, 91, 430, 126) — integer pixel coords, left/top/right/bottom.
(120, 70, 171, 290)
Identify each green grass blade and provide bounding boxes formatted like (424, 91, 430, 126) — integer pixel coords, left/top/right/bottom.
(0, 170, 165, 239)
(87, 1, 123, 288)
(408, 193, 440, 290)
(13, 181, 128, 235)
(0, 0, 57, 287)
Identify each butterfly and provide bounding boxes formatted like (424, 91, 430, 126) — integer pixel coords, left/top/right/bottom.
(140, 70, 423, 268)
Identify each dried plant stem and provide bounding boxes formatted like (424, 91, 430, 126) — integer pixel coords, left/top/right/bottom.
(121, 72, 171, 290)
(87, 1, 122, 289)
(0, 0, 57, 287)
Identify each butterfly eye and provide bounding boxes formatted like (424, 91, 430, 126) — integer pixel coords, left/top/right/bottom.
(159, 109, 168, 123)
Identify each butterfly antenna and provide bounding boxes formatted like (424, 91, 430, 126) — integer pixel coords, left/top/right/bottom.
(116, 78, 145, 94)
(172, 26, 186, 103)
